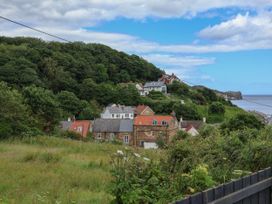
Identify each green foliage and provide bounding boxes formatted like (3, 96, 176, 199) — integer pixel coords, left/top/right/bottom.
(167, 81, 190, 97)
(22, 86, 61, 132)
(147, 90, 166, 100)
(208, 102, 225, 115)
(60, 130, 83, 140)
(221, 113, 264, 131)
(0, 81, 36, 139)
(57, 91, 83, 116)
(110, 148, 215, 203)
(173, 103, 202, 120)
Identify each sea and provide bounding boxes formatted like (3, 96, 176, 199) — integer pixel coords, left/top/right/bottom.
(231, 95, 272, 116)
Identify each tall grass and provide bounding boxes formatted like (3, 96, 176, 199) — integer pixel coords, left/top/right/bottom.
(0, 136, 161, 203)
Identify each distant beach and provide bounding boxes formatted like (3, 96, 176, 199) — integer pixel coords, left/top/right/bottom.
(232, 95, 272, 116)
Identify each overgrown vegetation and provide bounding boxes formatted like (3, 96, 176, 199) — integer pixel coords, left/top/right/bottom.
(110, 117, 269, 203)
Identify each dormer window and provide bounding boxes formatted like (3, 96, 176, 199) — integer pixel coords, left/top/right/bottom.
(153, 120, 158, 125)
(161, 120, 168, 126)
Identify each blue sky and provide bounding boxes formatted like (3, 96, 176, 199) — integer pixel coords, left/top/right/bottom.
(1, 1, 272, 94)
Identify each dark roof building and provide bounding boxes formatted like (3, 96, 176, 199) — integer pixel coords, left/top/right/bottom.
(93, 119, 133, 133)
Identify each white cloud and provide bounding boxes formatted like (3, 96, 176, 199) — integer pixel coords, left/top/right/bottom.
(142, 54, 215, 68)
(1, 0, 272, 28)
(198, 11, 272, 44)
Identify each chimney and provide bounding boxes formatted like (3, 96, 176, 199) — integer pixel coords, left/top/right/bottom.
(179, 117, 183, 130)
(203, 117, 206, 123)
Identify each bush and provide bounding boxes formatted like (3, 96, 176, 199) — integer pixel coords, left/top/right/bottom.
(221, 113, 264, 131)
(60, 131, 82, 140)
(208, 102, 225, 115)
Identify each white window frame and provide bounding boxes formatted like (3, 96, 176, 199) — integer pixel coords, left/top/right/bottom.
(124, 135, 129, 144)
(76, 126, 83, 132)
(161, 120, 168, 126)
(97, 133, 102, 139)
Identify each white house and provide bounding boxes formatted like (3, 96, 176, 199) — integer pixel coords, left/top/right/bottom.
(100, 104, 135, 119)
(142, 81, 167, 96)
(135, 83, 145, 96)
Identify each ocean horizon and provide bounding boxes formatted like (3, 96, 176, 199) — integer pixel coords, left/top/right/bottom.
(232, 95, 272, 115)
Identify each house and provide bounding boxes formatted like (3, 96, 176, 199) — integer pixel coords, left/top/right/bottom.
(100, 104, 135, 119)
(133, 115, 179, 148)
(60, 121, 72, 131)
(69, 120, 92, 138)
(143, 81, 167, 96)
(92, 119, 133, 145)
(158, 73, 180, 85)
(134, 105, 155, 116)
(179, 118, 205, 136)
(135, 83, 145, 96)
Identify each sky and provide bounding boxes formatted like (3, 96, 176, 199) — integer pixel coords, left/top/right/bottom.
(1, 1, 272, 94)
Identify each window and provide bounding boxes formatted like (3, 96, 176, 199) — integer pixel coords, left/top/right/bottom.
(161, 120, 168, 126)
(97, 133, 102, 139)
(76, 126, 83, 132)
(153, 120, 158, 125)
(140, 140, 145, 147)
(124, 135, 129, 144)
(125, 113, 129, 118)
(116, 114, 120, 118)
(112, 114, 114, 118)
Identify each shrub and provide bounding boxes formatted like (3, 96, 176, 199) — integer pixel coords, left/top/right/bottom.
(208, 102, 225, 115)
(221, 113, 264, 131)
(60, 131, 82, 140)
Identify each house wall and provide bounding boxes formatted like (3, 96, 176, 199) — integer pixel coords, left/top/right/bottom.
(101, 111, 134, 119)
(93, 132, 133, 145)
(143, 85, 167, 95)
(133, 125, 178, 147)
(141, 107, 155, 116)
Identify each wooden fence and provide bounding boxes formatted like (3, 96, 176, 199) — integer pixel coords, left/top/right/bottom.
(175, 167, 272, 204)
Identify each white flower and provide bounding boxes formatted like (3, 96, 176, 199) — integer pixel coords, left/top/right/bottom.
(143, 157, 150, 161)
(117, 150, 124, 155)
(134, 153, 141, 158)
(123, 157, 128, 161)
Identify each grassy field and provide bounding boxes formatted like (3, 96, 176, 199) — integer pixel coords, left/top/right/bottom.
(0, 136, 161, 204)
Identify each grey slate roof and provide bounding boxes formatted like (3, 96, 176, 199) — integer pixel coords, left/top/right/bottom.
(93, 119, 133, 133)
(105, 106, 135, 114)
(180, 121, 204, 130)
(144, 81, 165, 88)
(60, 121, 72, 131)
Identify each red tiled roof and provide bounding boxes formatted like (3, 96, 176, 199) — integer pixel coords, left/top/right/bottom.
(185, 125, 194, 132)
(134, 115, 175, 126)
(69, 120, 91, 137)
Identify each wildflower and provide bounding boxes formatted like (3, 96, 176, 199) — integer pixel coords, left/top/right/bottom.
(143, 157, 150, 161)
(123, 157, 128, 161)
(117, 150, 124, 155)
(134, 153, 141, 158)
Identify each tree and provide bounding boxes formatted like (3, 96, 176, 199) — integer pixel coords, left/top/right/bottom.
(57, 91, 83, 117)
(173, 103, 202, 120)
(167, 81, 190, 97)
(208, 102, 225, 115)
(221, 113, 264, 132)
(22, 86, 61, 132)
(0, 82, 35, 138)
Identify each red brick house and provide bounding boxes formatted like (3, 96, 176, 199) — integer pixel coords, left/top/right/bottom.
(69, 120, 91, 138)
(158, 73, 180, 85)
(133, 115, 179, 148)
(134, 105, 155, 116)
